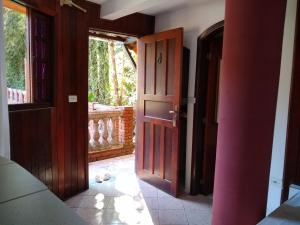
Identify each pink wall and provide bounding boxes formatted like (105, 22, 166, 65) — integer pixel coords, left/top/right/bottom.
(212, 0, 287, 224)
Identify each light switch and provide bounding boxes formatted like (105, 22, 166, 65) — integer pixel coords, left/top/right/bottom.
(68, 95, 78, 103)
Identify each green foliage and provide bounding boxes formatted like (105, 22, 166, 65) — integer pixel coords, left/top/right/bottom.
(88, 38, 137, 106)
(114, 42, 136, 106)
(88, 92, 95, 103)
(3, 7, 26, 90)
(88, 38, 111, 104)
(121, 59, 136, 106)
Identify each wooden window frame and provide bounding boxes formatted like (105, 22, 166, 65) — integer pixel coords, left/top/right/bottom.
(4, 0, 53, 110)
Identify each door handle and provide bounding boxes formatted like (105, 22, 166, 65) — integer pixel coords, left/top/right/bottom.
(169, 105, 179, 127)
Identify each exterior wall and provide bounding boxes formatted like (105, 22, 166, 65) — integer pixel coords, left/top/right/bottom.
(155, 0, 226, 192)
(267, 0, 298, 214)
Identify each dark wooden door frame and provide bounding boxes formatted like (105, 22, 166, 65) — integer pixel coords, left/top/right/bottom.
(282, 1, 300, 202)
(190, 21, 224, 195)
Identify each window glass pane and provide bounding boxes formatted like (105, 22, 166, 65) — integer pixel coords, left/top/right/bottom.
(3, 6, 30, 104)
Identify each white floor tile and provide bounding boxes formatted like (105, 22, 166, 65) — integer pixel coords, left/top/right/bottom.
(158, 197, 184, 210)
(185, 208, 212, 225)
(65, 155, 213, 225)
(158, 209, 188, 225)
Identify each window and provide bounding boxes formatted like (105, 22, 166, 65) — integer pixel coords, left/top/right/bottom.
(3, 0, 53, 106)
(4, 3, 28, 104)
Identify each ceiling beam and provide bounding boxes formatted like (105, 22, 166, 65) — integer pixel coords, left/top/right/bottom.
(86, 1, 155, 38)
(89, 31, 127, 42)
(100, 0, 165, 20)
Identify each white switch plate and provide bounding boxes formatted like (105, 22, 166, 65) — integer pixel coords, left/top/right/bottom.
(68, 95, 78, 103)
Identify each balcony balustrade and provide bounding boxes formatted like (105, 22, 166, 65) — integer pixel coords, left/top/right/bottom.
(7, 88, 27, 104)
(88, 104, 135, 162)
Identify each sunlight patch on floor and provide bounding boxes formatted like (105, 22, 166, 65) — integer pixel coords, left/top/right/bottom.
(113, 195, 154, 225)
(65, 154, 212, 225)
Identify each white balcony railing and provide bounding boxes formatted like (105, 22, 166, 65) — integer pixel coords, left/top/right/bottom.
(88, 104, 135, 162)
(7, 88, 27, 104)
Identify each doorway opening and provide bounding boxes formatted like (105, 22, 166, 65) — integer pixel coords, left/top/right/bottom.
(191, 21, 224, 195)
(87, 30, 137, 182)
(86, 28, 188, 198)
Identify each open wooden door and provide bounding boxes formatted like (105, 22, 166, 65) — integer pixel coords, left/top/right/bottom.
(136, 28, 183, 197)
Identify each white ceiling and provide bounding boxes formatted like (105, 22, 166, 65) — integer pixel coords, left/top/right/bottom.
(87, 0, 213, 19)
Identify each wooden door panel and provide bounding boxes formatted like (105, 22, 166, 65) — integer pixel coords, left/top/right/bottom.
(145, 42, 155, 94)
(136, 28, 183, 196)
(167, 39, 176, 95)
(164, 127, 173, 182)
(154, 124, 161, 175)
(155, 41, 166, 95)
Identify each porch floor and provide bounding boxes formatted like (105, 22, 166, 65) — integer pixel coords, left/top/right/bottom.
(65, 154, 212, 225)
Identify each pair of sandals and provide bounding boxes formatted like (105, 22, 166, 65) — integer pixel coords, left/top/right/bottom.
(95, 173, 111, 183)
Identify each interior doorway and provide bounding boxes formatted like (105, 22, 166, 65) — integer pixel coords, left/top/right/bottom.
(86, 28, 189, 197)
(191, 21, 224, 195)
(87, 31, 138, 183)
(88, 28, 189, 196)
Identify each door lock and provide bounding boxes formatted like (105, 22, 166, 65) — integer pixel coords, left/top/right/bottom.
(169, 105, 179, 127)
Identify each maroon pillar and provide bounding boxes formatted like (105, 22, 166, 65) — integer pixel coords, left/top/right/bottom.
(212, 1, 287, 225)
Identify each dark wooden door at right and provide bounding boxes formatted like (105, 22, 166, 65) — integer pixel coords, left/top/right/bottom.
(200, 34, 223, 194)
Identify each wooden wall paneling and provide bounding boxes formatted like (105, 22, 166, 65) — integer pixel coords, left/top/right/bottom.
(75, 0, 89, 193)
(51, 108, 58, 194)
(13, 0, 56, 16)
(96, 13, 155, 37)
(9, 108, 58, 193)
(8, 0, 155, 200)
(58, 0, 89, 198)
(54, 4, 66, 199)
(62, 5, 73, 198)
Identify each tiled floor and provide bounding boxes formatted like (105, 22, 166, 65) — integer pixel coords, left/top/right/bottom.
(65, 154, 212, 225)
